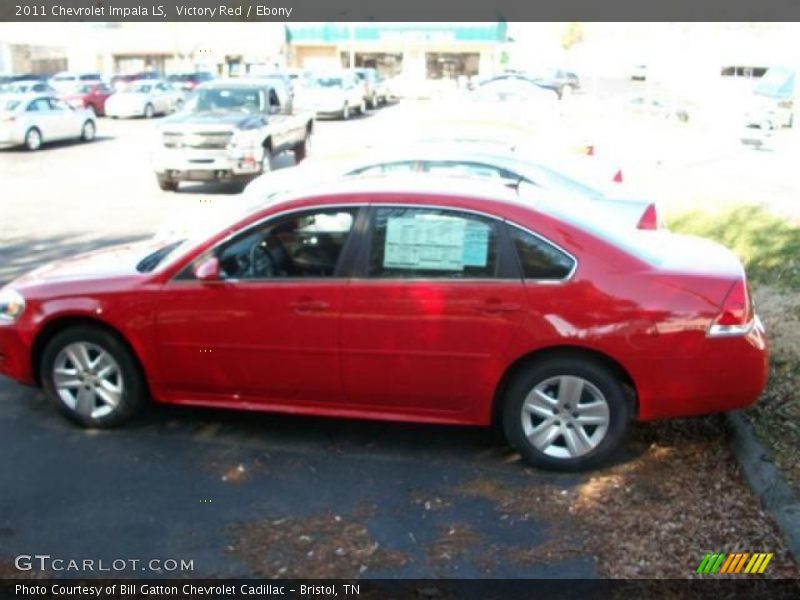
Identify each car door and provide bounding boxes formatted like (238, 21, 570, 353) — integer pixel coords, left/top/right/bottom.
(23, 98, 56, 139)
(47, 98, 80, 139)
(340, 204, 526, 419)
(155, 206, 363, 406)
(265, 87, 294, 151)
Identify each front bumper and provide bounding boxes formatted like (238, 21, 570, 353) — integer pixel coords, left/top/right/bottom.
(0, 325, 34, 385)
(154, 146, 266, 181)
(106, 105, 144, 118)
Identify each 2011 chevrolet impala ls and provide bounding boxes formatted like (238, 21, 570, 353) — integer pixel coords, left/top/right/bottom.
(0, 176, 768, 470)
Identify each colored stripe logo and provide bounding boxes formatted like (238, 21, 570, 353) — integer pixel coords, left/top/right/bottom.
(696, 552, 773, 574)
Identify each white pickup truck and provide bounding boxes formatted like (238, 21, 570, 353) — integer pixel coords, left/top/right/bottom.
(153, 79, 314, 191)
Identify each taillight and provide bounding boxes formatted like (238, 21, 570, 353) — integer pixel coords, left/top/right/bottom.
(613, 169, 624, 183)
(636, 203, 659, 230)
(708, 280, 754, 337)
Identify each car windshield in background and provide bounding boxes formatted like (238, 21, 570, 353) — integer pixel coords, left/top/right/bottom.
(755, 67, 795, 97)
(184, 87, 265, 112)
(315, 77, 344, 88)
(129, 84, 153, 93)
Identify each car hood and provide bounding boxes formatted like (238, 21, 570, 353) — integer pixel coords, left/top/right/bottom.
(162, 111, 265, 129)
(10, 240, 160, 289)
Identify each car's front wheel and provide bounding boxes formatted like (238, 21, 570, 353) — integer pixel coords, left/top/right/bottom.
(144, 103, 155, 119)
(41, 325, 147, 428)
(24, 127, 42, 151)
(81, 120, 96, 142)
(502, 356, 631, 471)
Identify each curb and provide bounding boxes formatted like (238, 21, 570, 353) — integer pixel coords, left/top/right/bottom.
(725, 411, 800, 562)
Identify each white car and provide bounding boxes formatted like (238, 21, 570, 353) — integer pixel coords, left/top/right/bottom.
(105, 80, 183, 119)
(295, 72, 366, 119)
(0, 94, 96, 150)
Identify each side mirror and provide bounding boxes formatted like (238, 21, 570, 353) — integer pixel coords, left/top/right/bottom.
(193, 256, 221, 282)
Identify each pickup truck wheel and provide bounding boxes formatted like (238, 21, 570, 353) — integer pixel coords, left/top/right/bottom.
(262, 151, 274, 173)
(341, 103, 350, 120)
(294, 133, 311, 162)
(358, 100, 367, 114)
(156, 174, 178, 191)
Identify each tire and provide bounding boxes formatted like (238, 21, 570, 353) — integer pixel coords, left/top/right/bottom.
(294, 132, 311, 162)
(261, 148, 274, 174)
(41, 325, 147, 428)
(341, 103, 350, 120)
(24, 127, 42, 151)
(358, 100, 367, 114)
(368, 93, 377, 109)
(144, 103, 155, 119)
(156, 173, 178, 191)
(501, 356, 631, 471)
(81, 120, 96, 142)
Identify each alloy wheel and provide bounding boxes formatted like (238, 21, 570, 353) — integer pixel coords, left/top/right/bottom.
(53, 342, 124, 420)
(520, 375, 610, 459)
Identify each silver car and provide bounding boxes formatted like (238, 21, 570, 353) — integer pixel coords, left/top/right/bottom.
(243, 143, 660, 230)
(0, 94, 96, 150)
(106, 80, 183, 119)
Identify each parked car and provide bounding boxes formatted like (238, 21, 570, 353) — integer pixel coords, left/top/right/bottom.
(105, 80, 183, 119)
(744, 66, 795, 130)
(353, 67, 389, 108)
(295, 72, 366, 119)
(244, 143, 658, 230)
(167, 71, 215, 92)
(530, 69, 581, 98)
(110, 71, 162, 91)
(0, 176, 767, 470)
(59, 82, 114, 116)
(153, 80, 314, 191)
(0, 79, 56, 95)
(0, 94, 96, 150)
(49, 72, 102, 92)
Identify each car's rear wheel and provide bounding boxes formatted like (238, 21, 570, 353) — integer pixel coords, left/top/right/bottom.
(81, 120, 96, 142)
(341, 103, 350, 120)
(41, 326, 147, 428)
(144, 103, 155, 119)
(24, 127, 42, 151)
(502, 357, 631, 471)
(358, 100, 367, 114)
(156, 173, 178, 191)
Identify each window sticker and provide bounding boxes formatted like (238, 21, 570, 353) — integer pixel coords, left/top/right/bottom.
(384, 215, 466, 271)
(463, 221, 490, 266)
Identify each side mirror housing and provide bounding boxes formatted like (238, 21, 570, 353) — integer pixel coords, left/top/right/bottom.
(193, 256, 221, 282)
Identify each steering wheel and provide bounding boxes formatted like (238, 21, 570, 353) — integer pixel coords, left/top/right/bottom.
(248, 241, 279, 278)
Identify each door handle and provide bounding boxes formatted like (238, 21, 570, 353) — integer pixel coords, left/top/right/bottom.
(480, 300, 521, 316)
(290, 298, 331, 313)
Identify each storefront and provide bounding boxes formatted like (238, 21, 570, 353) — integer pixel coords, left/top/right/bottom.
(286, 23, 507, 81)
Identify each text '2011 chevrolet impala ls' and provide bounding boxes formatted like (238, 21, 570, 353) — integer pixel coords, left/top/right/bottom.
(0, 177, 768, 470)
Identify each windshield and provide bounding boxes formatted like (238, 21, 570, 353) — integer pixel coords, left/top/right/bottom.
(128, 83, 153, 93)
(2, 98, 21, 111)
(183, 87, 265, 112)
(314, 77, 344, 88)
(755, 67, 795, 97)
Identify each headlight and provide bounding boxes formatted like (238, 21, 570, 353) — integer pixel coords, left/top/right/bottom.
(0, 289, 25, 323)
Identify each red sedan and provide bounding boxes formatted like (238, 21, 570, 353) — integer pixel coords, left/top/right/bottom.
(0, 177, 768, 470)
(60, 83, 114, 116)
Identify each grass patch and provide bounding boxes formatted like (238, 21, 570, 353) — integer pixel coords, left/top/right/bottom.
(668, 204, 800, 290)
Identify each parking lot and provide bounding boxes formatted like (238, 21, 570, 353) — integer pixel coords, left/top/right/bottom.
(1, 79, 799, 579)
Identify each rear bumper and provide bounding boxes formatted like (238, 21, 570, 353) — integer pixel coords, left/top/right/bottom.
(632, 318, 769, 420)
